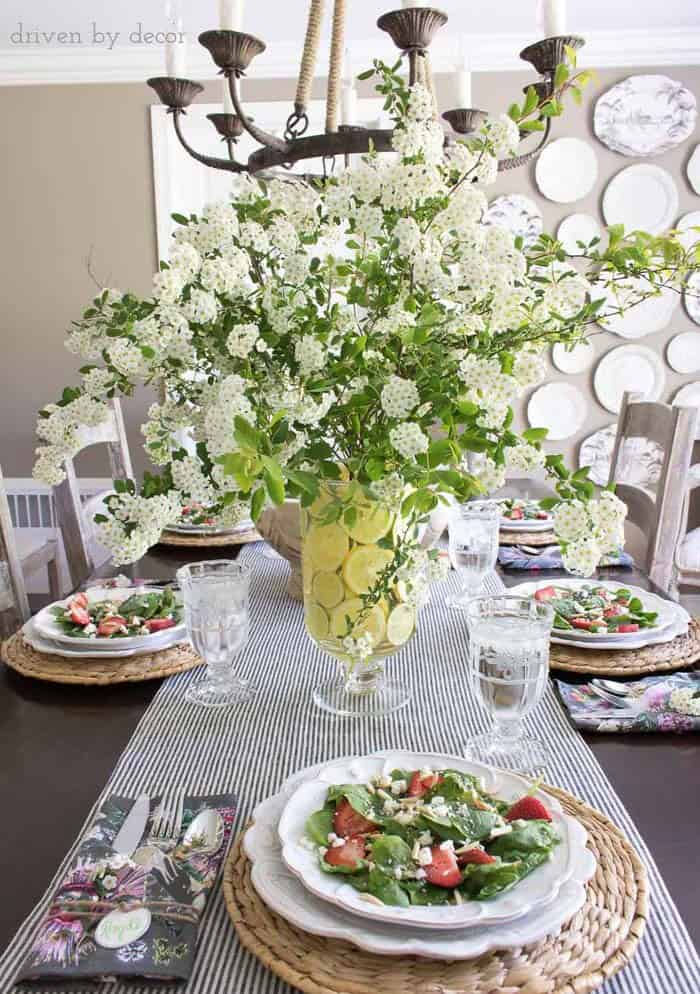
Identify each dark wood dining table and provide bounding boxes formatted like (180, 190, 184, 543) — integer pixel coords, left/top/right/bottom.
(1, 544, 698, 958)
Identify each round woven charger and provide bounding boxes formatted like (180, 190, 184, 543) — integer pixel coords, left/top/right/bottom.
(500, 529, 556, 547)
(159, 527, 261, 548)
(551, 618, 700, 676)
(1, 632, 203, 686)
(223, 785, 647, 994)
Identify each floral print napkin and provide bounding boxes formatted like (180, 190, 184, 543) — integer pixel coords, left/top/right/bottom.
(498, 546, 634, 570)
(556, 673, 700, 733)
(16, 793, 236, 983)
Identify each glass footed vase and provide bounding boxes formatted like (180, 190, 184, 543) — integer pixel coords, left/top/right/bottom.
(301, 479, 419, 717)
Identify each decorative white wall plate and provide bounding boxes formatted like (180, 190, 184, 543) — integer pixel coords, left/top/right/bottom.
(591, 276, 677, 338)
(594, 74, 697, 157)
(684, 272, 700, 325)
(483, 194, 543, 247)
(534, 138, 598, 204)
(593, 345, 666, 414)
(675, 211, 700, 252)
(687, 145, 700, 194)
(667, 332, 700, 374)
(673, 382, 700, 440)
(602, 164, 678, 235)
(551, 340, 595, 374)
(579, 423, 664, 491)
(557, 214, 602, 256)
(527, 383, 588, 440)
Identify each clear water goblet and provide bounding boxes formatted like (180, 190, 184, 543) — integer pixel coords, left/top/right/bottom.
(463, 595, 554, 773)
(448, 502, 500, 609)
(176, 560, 253, 709)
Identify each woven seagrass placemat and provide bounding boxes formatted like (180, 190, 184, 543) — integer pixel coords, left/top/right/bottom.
(551, 619, 700, 676)
(500, 529, 556, 547)
(222, 785, 647, 994)
(158, 527, 261, 548)
(0, 632, 203, 685)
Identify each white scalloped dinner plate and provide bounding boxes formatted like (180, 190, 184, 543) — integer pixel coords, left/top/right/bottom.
(684, 272, 700, 326)
(602, 164, 678, 235)
(245, 759, 596, 959)
(557, 214, 602, 257)
(500, 516, 553, 533)
(535, 138, 598, 204)
(32, 586, 185, 650)
(591, 277, 677, 339)
(483, 194, 543, 248)
(166, 519, 254, 535)
(22, 620, 187, 659)
(278, 751, 588, 931)
(594, 74, 697, 157)
(552, 341, 595, 374)
(675, 211, 700, 253)
(593, 345, 665, 414)
(667, 332, 700, 374)
(527, 383, 587, 441)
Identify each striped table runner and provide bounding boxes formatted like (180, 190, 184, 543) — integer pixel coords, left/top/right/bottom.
(1, 546, 698, 993)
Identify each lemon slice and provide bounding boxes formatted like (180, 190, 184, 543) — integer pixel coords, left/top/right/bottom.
(305, 602, 330, 641)
(342, 544, 394, 595)
(306, 523, 350, 572)
(386, 603, 415, 645)
(312, 570, 345, 610)
(330, 598, 387, 645)
(344, 501, 393, 544)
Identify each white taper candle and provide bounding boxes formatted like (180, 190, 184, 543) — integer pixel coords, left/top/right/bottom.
(219, 0, 245, 31)
(165, 19, 187, 77)
(541, 0, 567, 37)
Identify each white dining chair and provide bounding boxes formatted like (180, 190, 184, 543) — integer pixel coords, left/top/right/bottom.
(608, 391, 698, 596)
(53, 397, 134, 589)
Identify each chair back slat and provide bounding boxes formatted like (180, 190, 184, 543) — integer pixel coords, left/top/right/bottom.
(54, 398, 132, 589)
(609, 391, 698, 593)
(0, 466, 31, 623)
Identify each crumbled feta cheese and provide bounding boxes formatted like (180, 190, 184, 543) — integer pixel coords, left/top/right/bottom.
(327, 833, 345, 848)
(84, 623, 96, 635)
(439, 839, 455, 852)
(489, 824, 513, 839)
(319, 846, 328, 857)
(391, 779, 407, 796)
(377, 775, 392, 789)
(419, 766, 433, 778)
(382, 798, 399, 816)
(393, 866, 403, 879)
(427, 803, 449, 818)
(131, 616, 143, 626)
(416, 846, 433, 866)
(139, 626, 151, 635)
(393, 808, 417, 825)
(417, 831, 433, 846)
(415, 867, 427, 880)
(431, 796, 445, 806)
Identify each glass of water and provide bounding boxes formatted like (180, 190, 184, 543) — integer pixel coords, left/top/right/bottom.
(448, 502, 500, 609)
(176, 560, 253, 709)
(464, 595, 554, 772)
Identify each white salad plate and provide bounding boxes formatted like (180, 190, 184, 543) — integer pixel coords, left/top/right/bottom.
(551, 341, 595, 375)
(557, 214, 602, 257)
(674, 211, 700, 253)
(166, 518, 254, 535)
(684, 272, 700, 326)
(593, 74, 697, 157)
(278, 751, 589, 931)
(507, 579, 687, 648)
(32, 586, 186, 650)
(593, 345, 665, 415)
(592, 276, 677, 339)
(548, 605, 689, 651)
(527, 383, 587, 441)
(245, 757, 596, 960)
(499, 514, 553, 533)
(667, 332, 700, 374)
(602, 165, 678, 236)
(687, 145, 700, 195)
(483, 194, 543, 248)
(21, 619, 187, 659)
(535, 138, 598, 203)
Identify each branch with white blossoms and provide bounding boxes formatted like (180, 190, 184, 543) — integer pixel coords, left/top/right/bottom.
(32, 64, 699, 575)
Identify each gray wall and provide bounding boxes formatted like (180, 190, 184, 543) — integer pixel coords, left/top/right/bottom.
(1, 65, 699, 479)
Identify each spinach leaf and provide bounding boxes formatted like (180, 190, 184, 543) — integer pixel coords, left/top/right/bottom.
(460, 852, 549, 900)
(305, 805, 334, 846)
(429, 769, 481, 802)
(118, 591, 164, 619)
(488, 820, 559, 859)
(366, 867, 410, 907)
(326, 783, 382, 822)
(402, 880, 452, 905)
(370, 835, 412, 875)
(451, 808, 501, 843)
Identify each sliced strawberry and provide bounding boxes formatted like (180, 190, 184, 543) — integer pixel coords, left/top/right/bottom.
(536, 510, 549, 520)
(603, 604, 624, 618)
(332, 798, 378, 838)
(509, 508, 524, 520)
(144, 617, 176, 633)
(534, 586, 557, 602)
(457, 847, 497, 866)
(505, 796, 552, 822)
(97, 615, 127, 637)
(71, 592, 89, 610)
(424, 846, 462, 888)
(69, 606, 90, 626)
(617, 623, 639, 633)
(324, 835, 366, 869)
(571, 618, 595, 630)
(407, 771, 444, 798)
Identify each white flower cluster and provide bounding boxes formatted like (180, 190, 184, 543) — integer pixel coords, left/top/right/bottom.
(295, 335, 326, 376)
(380, 375, 420, 419)
(170, 455, 215, 504)
(227, 323, 260, 358)
(34, 395, 111, 486)
(97, 492, 181, 565)
(555, 491, 627, 575)
(389, 422, 430, 460)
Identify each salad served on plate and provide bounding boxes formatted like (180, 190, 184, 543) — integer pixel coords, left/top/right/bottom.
(499, 499, 551, 525)
(304, 767, 559, 907)
(51, 587, 181, 639)
(534, 583, 658, 635)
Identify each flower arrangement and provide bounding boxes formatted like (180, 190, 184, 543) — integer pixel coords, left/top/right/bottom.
(34, 59, 696, 578)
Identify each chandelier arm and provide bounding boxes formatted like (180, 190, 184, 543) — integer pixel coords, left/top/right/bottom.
(295, 0, 326, 117)
(497, 115, 552, 172)
(325, 0, 346, 132)
(227, 74, 289, 151)
(421, 51, 439, 119)
(171, 111, 247, 172)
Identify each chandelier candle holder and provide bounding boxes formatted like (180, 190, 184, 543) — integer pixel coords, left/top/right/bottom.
(147, 3, 585, 178)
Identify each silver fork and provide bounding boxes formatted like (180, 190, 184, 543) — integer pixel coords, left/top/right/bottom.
(147, 788, 184, 850)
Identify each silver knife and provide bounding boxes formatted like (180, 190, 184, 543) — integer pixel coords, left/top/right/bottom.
(112, 794, 150, 857)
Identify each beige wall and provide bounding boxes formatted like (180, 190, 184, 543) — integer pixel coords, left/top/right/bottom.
(1, 65, 699, 480)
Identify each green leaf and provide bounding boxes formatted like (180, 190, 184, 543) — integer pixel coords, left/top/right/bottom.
(554, 63, 570, 89)
(234, 415, 261, 452)
(519, 119, 545, 132)
(285, 468, 319, 500)
(522, 427, 548, 443)
(305, 806, 334, 846)
(262, 456, 285, 505)
(171, 213, 189, 225)
(250, 486, 266, 522)
(522, 85, 539, 117)
(428, 438, 456, 469)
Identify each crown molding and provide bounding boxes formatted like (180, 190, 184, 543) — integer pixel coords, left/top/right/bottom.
(1, 27, 699, 86)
